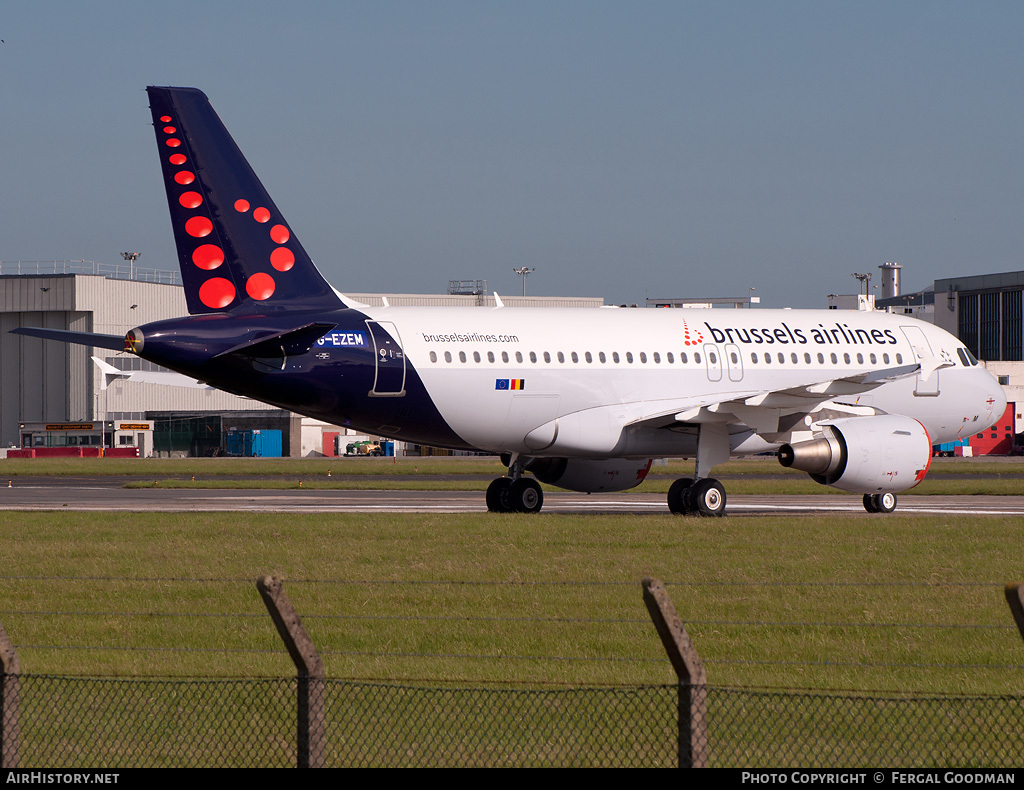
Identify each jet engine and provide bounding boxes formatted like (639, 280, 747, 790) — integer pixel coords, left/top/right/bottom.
(777, 415, 931, 494)
(526, 457, 654, 493)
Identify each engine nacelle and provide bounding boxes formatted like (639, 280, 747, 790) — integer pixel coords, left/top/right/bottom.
(526, 457, 654, 493)
(777, 415, 931, 494)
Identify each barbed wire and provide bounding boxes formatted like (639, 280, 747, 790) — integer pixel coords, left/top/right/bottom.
(12, 642, 1024, 671)
(0, 574, 1009, 587)
(0, 608, 1015, 630)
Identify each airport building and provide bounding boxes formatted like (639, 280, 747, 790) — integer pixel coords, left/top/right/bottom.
(0, 264, 603, 455)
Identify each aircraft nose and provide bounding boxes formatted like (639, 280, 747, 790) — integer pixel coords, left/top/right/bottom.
(983, 371, 1007, 427)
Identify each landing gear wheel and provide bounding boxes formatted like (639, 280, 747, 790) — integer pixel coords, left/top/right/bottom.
(508, 478, 544, 514)
(667, 478, 694, 515)
(864, 492, 897, 514)
(486, 478, 513, 512)
(689, 478, 726, 517)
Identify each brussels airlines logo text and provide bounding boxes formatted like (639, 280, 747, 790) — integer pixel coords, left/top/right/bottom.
(316, 331, 369, 348)
(703, 321, 898, 347)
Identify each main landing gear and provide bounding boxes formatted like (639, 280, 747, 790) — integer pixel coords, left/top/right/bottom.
(863, 492, 897, 513)
(667, 422, 731, 517)
(667, 477, 727, 517)
(487, 454, 544, 513)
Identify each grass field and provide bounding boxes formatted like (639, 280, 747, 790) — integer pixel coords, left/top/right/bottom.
(1, 508, 1022, 696)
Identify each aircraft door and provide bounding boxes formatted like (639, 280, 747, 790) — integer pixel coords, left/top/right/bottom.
(900, 326, 939, 397)
(725, 343, 743, 382)
(703, 344, 723, 382)
(366, 321, 406, 397)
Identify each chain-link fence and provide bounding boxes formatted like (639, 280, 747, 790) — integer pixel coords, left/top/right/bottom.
(3, 675, 1022, 768)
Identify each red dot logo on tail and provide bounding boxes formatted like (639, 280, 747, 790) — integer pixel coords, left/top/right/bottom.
(192, 244, 224, 270)
(198, 277, 236, 309)
(246, 273, 276, 300)
(185, 217, 213, 238)
(270, 247, 295, 271)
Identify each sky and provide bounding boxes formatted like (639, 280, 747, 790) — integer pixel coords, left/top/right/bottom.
(2, 1, 1022, 308)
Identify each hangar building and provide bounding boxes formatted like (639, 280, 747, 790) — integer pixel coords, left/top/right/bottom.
(0, 264, 603, 455)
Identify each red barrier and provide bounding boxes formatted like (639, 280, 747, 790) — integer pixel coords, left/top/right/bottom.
(103, 448, 140, 458)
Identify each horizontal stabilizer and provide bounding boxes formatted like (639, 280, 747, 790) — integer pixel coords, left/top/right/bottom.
(91, 356, 212, 390)
(214, 322, 338, 360)
(10, 326, 126, 351)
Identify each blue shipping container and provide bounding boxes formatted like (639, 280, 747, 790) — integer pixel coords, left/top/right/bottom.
(226, 429, 283, 457)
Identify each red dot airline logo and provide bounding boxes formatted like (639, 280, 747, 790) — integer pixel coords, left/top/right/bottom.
(681, 320, 705, 347)
(157, 112, 297, 310)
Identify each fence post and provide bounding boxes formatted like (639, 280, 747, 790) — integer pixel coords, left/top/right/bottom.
(257, 575, 325, 768)
(0, 618, 20, 769)
(1006, 583, 1024, 643)
(642, 577, 708, 768)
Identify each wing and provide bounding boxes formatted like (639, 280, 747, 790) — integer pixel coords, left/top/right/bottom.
(627, 362, 931, 441)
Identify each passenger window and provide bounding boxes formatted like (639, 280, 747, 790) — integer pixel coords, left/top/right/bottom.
(626, 352, 633, 363)
(653, 352, 660, 363)
(571, 352, 579, 363)
(543, 351, 551, 363)
(710, 352, 718, 364)
(883, 353, 889, 364)
(856, 353, 863, 364)
(666, 352, 674, 363)
(694, 353, 701, 363)
(764, 353, 771, 364)
(515, 351, 523, 363)
(791, 353, 798, 363)
(680, 353, 688, 363)
(896, 353, 903, 364)
(502, 351, 509, 363)
(830, 353, 838, 364)
(804, 353, 811, 363)
(612, 352, 620, 363)
(585, 352, 593, 363)
(817, 353, 824, 364)
(639, 352, 647, 363)
(488, 351, 495, 363)
(429, 351, 437, 362)
(843, 353, 851, 364)
(869, 353, 876, 364)
(731, 352, 738, 364)
(444, 351, 452, 363)
(459, 351, 467, 363)
(599, 352, 606, 363)
(777, 352, 784, 363)
(529, 352, 537, 363)
(557, 351, 565, 363)
(473, 351, 481, 363)
(751, 353, 758, 363)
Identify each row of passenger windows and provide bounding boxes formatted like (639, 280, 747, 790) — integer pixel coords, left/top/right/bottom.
(427, 348, 906, 367)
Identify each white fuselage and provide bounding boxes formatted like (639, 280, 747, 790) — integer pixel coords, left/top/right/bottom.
(359, 304, 1006, 458)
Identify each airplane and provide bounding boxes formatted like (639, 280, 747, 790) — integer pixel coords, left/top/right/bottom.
(12, 86, 1007, 516)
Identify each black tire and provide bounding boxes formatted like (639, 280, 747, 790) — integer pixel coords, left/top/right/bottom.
(863, 494, 879, 513)
(689, 478, 726, 517)
(873, 492, 897, 513)
(508, 478, 544, 514)
(486, 478, 513, 512)
(667, 478, 694, 515)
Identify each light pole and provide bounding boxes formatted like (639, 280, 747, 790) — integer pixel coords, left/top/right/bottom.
(512, 267, 535, 297)
(121, 251, 141, 280)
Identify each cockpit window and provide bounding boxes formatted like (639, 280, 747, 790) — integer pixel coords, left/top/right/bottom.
(957, 348, 970, 366)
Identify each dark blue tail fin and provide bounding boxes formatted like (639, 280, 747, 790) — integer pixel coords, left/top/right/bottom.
(147, 86, 342, 314)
